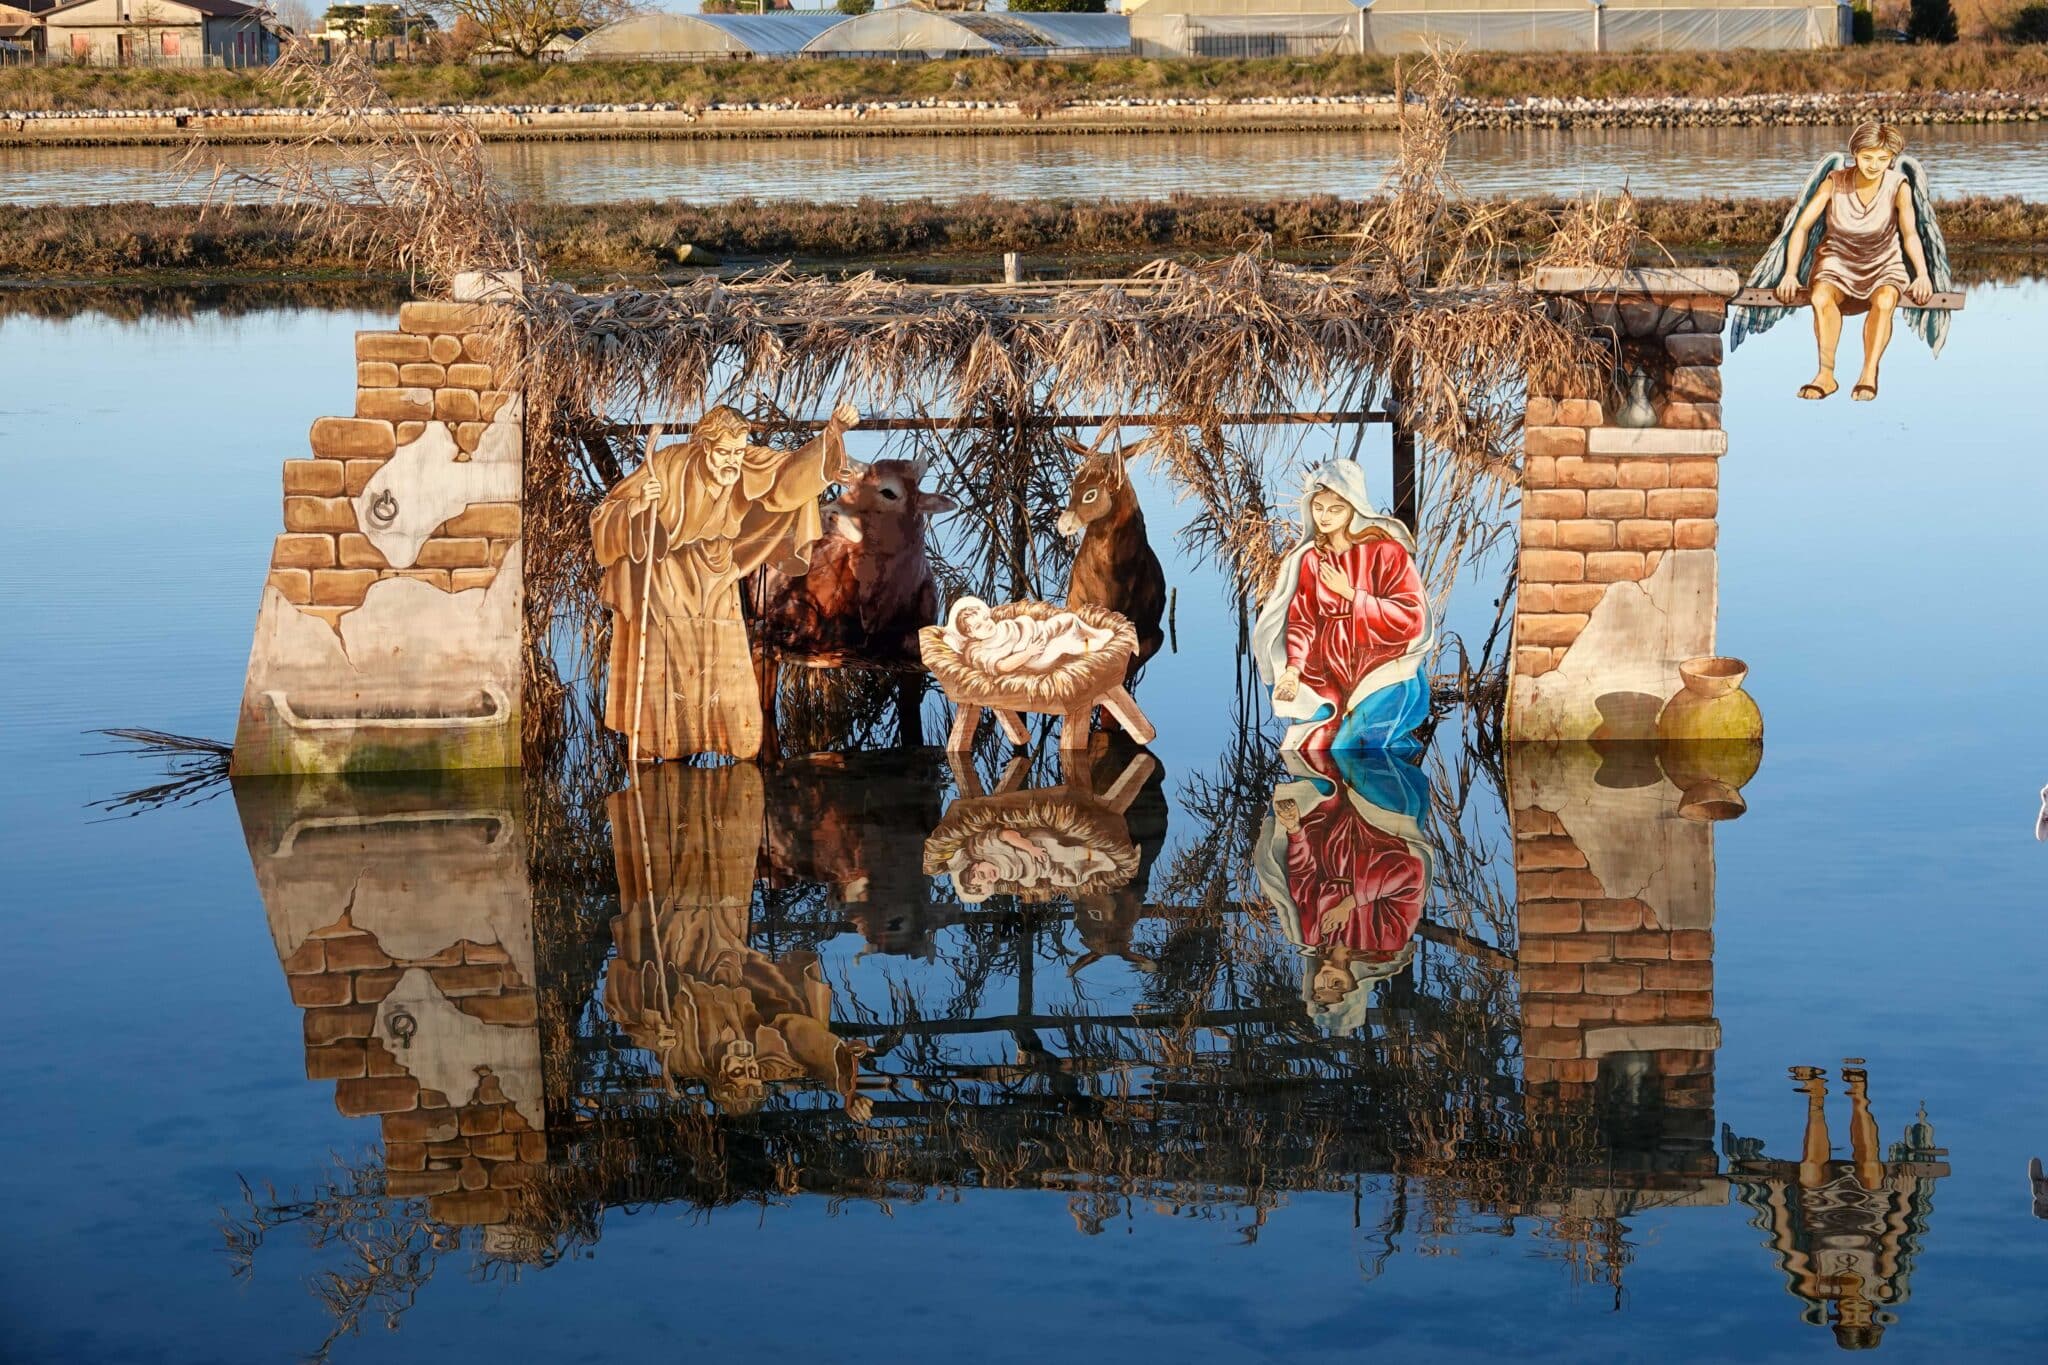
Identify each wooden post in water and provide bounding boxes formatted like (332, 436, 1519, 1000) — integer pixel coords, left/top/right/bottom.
(1391, 361, 1419, 532)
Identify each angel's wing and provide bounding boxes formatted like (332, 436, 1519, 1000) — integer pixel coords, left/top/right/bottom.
(1730, 152, 1846, 353)
(1898, 154, 1954, 358)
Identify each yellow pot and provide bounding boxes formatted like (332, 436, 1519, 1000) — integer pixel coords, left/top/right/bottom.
(1656, 656, 1764, 744)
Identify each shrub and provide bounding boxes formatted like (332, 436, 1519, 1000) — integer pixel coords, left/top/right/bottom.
(1852, 4, 1875, 41)
(1008, 0, 1108, 11)
(1910, 0, 1959, 42)
(2012, 4, 2048, 41)
(835, 0, 873, 13)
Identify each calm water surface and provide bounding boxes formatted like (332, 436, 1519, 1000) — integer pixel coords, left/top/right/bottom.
(1, 284, 2046, 1362)
(8, 121, 2048, 206)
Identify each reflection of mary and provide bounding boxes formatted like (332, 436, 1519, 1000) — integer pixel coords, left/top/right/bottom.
(1252, 461, 1433, 751)
(1255, 749, 1433, 1036)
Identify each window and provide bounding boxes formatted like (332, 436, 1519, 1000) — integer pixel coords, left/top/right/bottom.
(161, 32, 180, 56)
(71, 34, 89, 57)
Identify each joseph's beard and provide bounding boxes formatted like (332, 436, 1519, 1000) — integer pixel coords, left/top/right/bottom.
(712, 465, 742, 486)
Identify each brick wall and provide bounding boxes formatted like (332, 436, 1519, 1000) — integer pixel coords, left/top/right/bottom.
(265, 302, 520, 630)
(1509, 268, 1739, 743)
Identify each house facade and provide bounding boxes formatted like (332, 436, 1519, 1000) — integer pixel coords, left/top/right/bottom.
(42, 0, 280, 65)
(0, 0, 58, 56)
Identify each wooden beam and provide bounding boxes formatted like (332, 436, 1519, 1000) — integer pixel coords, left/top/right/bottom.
(602, 409, 1393, 439)
(1732, 286, 1966, 310)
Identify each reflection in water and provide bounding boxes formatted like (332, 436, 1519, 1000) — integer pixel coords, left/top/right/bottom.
(606, 763, 869, 1117)
(1259, 750, 1431, 1035)
(224, 731, 1953, 1353)
(1725, 1068, 1949, 1351)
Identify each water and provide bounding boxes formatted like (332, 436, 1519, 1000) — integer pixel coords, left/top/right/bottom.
(7, 120, 2048, 207)
(2, 283, 2047, 1362)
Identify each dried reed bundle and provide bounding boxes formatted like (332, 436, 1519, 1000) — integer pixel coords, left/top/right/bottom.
(182, 41, 533, 292)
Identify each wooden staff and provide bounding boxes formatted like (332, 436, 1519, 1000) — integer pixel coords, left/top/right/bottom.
(628, 423, 665, 769)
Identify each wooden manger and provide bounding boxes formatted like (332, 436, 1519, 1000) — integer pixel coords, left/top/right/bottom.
(919, 601, 1157, 755)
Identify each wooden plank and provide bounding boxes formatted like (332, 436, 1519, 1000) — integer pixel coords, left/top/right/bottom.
(1733, 286, 1965, 310)
(604, 408, 1392, 439)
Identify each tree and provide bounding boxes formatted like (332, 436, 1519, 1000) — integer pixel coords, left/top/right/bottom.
(1908, 0, 1957, 42)
(1007, 0, 1106, 10)
(428, 0, 631, 59)
(834, 0, 872, 14)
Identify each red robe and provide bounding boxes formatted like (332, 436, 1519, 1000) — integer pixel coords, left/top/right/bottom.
(1284, 538, 1427, 742)
(1285, 795, 1426, 956)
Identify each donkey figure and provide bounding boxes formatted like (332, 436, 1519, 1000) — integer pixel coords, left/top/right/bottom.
(1056, 444, 1166, 687)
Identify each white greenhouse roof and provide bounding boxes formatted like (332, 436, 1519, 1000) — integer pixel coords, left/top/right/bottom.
(569, 12, 845, 58)
(802, 10, 1130, 55)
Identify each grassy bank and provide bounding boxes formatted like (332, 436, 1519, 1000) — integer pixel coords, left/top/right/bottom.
(5, 194, 2045, 282)
(8, 45, 2048, 114)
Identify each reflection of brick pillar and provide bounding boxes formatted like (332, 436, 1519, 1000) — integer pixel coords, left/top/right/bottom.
(1512, 745, 1722, 1181)
(1510, 267, 1739, 743)
(232, 273, 526, 775)
(238, 771, 548, 1227)
(286, 917, 546, 1224)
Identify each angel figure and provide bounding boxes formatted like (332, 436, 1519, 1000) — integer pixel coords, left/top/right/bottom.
(1732, 121, 1953, 402)
(1252, 460, 1433, 752)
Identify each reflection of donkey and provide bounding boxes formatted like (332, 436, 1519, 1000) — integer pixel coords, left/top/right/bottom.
(1056, 445, 1166, 687)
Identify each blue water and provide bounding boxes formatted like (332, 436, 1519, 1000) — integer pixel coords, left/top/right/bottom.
(1, 282, 2045, 1362)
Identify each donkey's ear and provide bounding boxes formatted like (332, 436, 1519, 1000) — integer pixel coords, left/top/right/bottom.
(919, 492, 959, 516)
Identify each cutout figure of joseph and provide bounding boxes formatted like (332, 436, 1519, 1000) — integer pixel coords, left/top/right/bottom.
(593, 401, 859, 760)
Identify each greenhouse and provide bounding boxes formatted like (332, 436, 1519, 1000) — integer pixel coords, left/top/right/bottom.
(798, 10, 1131, 59)
(1129, 0, 1850, 54)
(566, 12, 846, 61)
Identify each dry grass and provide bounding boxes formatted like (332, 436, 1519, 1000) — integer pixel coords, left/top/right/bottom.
(11, 193, 2044, 284)
(10, 44, 2048, 113)
(183, 42, 535, 293)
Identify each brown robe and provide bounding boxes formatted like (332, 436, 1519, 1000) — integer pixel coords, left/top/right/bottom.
(592, 426, 847, 760)
(604, 764, 861, 1111)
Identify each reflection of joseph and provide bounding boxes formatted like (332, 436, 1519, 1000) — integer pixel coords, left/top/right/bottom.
(592, 403, 857, 761)
(606, 764, 869, 1116)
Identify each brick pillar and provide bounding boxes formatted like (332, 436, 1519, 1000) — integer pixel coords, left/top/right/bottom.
(231, 273, 526, 775)
(1513, 744, 1724, 1193)
(236, 769, 549, 1228)
(1509, 267, 1739, 743)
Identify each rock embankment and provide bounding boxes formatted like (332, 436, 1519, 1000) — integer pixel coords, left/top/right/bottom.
(6, 90, 2044, 146)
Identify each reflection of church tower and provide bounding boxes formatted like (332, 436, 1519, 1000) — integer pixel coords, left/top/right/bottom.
(1724, 1069, 1950, 1351)
(236, 771, 547, 1228)
(1511, 743, 1736, 1191)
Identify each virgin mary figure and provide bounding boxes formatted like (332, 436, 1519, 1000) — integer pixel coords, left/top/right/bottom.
(1252, 461, 1433, 752)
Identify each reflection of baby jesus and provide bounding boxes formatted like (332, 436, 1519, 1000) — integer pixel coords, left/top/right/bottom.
(943, 597, 1115, 676)
(943, 826, 1119, 904)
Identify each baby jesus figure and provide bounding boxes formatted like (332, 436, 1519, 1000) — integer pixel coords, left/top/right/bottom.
(942, 596, 1116, 676)
(942, 826, 1120, 904)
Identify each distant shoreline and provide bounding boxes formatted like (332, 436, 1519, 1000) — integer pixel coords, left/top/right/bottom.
(6, 192, 2042, 286)
(7, 90, 2047, 147)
